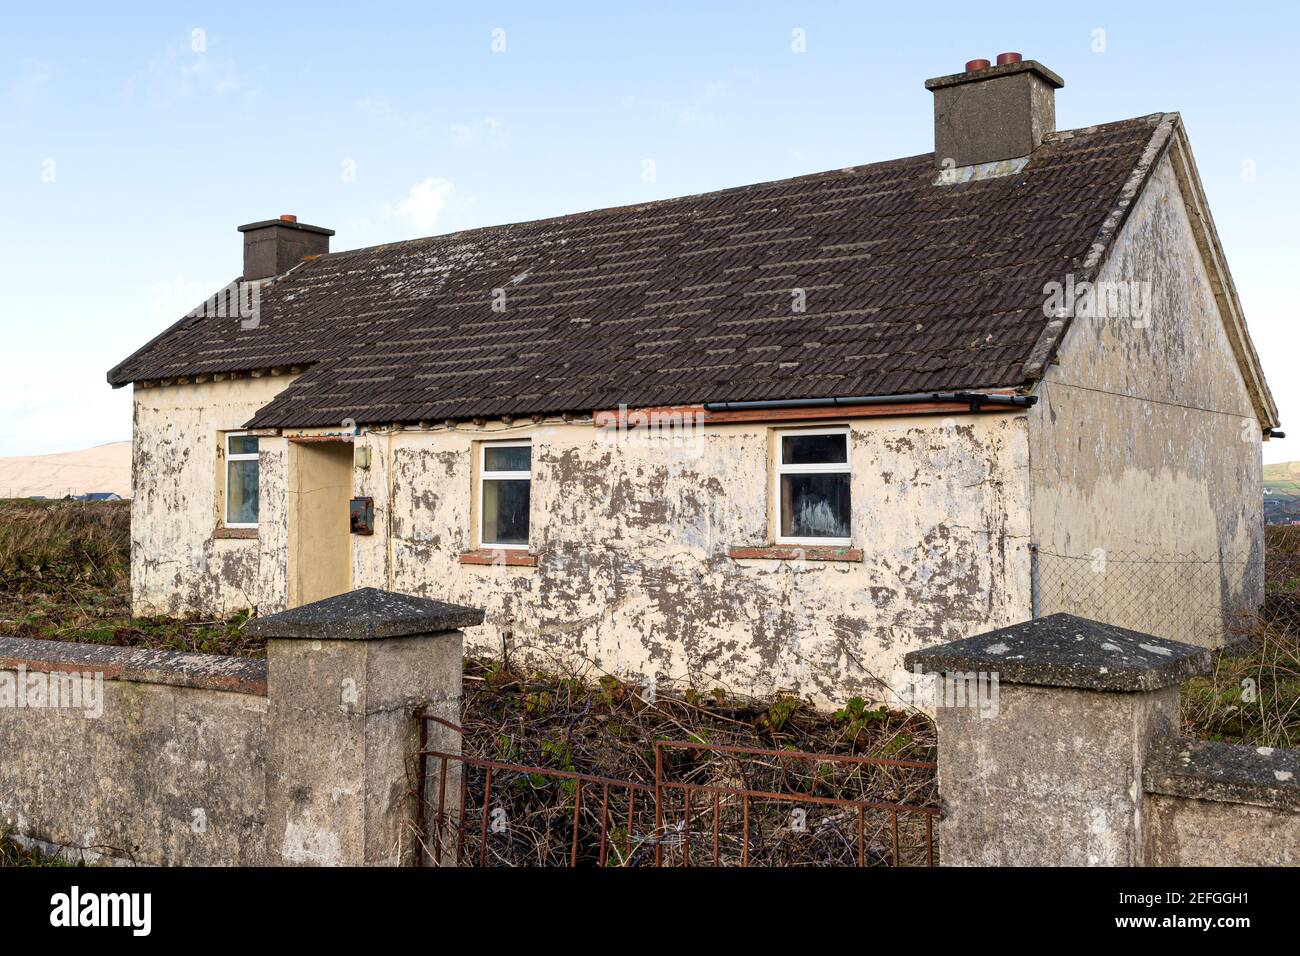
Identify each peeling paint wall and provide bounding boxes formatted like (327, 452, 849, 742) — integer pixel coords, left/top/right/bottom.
(131, 376, 1031, 705)
(1029, 152, 1264, 642)
(131, 377, 295, 617)
(350, 413, 1031, 707)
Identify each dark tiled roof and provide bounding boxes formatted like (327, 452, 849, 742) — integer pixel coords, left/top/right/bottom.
(108, 115, 1168, 428)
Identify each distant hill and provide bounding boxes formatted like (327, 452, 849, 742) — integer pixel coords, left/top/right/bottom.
(0, 442, 131, 499)
(1264, 461, 1300, 482)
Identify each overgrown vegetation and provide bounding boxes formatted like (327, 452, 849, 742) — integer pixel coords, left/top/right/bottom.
(1180, 525, 1300, 748)
(0, 498, 259, 656)
(437, 653, 938, 866)
(0, 498, 130, 591)
(463, 652, 936, 770)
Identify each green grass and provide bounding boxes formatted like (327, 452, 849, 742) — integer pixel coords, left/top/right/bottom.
(0, 830, 78, 867)
(0, 498, 130, 592)
(1181, 629, 1300, 749)
(1180, 524, 1300, 747)
(0, 498, 260, 657)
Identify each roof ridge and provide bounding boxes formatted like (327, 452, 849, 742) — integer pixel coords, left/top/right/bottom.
(318, 114, 1165, 264)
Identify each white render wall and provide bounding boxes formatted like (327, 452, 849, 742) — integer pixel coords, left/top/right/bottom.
(130, 376, 295, 618)
(131, 382, 1033, 705)
(346, 412, 1032, 706)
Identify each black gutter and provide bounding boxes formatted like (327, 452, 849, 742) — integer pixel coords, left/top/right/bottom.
(703, 391, 1038, 414)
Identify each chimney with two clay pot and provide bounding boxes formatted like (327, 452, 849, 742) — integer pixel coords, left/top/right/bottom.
(925, 52, 1064, 169)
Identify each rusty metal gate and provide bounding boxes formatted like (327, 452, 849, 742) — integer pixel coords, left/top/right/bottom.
(414, 715, 938, 867)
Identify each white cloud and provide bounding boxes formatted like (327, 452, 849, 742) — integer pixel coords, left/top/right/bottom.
(354, 96, 436, 138)
(383, 177, 456, 232)
(343, 177, 463, 246)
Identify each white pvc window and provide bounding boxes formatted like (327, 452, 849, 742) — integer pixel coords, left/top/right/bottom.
(774, 427, 851, 545)
(224, 432, 260, 528)
(479, 440, 531, 549)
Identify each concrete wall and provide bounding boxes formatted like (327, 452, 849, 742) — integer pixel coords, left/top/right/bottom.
(0, 639, 269, 865)
(935, 682, 1178, 866)
(131, 375, 297, 617)
(348, 412, 1032, 706)
(911, 617, 1300, 868)
(0, 594, 468, 867)
(1028, 152, 1264, 642)
(1143, 737, 1300, 866)
(1146, 795, 1300, 866)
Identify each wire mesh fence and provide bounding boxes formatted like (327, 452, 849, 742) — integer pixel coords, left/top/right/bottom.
(1031, 546, 1268, 647)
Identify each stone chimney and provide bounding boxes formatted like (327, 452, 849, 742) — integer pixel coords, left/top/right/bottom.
(237, 214, 335, 281)
(925, 52, 1064, 169)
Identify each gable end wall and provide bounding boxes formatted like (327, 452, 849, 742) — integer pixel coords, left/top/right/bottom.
(1027, 151, 1264, 643)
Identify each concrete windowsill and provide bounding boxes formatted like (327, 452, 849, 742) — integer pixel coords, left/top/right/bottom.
(728, 545, 863, 562)
(213, 526, 258, 540)
(458, 549, 539, 568)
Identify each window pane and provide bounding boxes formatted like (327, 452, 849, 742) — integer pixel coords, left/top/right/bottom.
(782, 433, 847, 465)
(227, 459, 259, 524)
(484, 444, 531, 472)
(228, 435, 259, 456)
(781, 473, 850, 539)
(483, 478, 530, 545)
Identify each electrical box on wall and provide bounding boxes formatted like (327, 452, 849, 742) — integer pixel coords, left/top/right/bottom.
(353, 445, 371, 469)
(349, 497, 374, 535)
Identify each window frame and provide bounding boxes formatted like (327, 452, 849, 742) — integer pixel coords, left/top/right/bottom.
(773, 426, 852, 547)
(223, 431, 260, 529)
(478, 439, 532, 551)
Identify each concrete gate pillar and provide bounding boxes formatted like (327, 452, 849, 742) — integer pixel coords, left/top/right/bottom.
(249, 587, 482, 866)
(905, 613, 1211, 866)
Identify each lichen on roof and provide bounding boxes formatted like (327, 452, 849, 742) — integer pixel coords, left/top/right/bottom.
(108, 115, 1168, 428)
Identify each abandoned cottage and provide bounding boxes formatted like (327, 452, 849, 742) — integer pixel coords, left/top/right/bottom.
(108, 56, 1279, 705)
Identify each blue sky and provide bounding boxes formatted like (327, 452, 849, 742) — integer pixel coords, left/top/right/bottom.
(2, 1, 1297, 459)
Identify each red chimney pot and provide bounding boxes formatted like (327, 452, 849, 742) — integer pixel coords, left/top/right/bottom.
(965, 58, 991, 73)
(996, 52, 1023, 65)
(280, 214, 298, 223)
